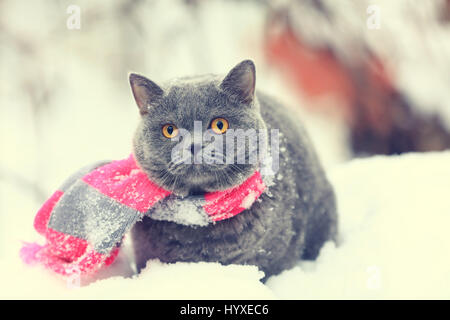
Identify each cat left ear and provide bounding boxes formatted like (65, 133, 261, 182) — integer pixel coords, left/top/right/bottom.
(220, 60, 256, 105)
(129, 73, 164, 115)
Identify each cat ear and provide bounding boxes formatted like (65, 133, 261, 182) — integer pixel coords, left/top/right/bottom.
(220, 60, 256, 105)
(129, 73, 164, 115)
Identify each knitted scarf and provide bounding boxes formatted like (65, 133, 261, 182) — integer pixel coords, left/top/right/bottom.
(20, 154, 266, 276)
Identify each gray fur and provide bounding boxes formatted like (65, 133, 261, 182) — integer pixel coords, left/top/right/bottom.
(130, 60, 337, 280)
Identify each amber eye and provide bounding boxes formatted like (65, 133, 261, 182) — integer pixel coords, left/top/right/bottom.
(162, 124, 179, 138)
(211, 118, 229, 134)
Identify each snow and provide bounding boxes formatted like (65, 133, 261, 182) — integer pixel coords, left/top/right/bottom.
(1, 0, 450, 299)
(269, 152, 450, 299)
(0, 256, 273, 299)
(1, 152, 450, 299)
(241, 191, 258, 209)
(150, 196, 211, 227)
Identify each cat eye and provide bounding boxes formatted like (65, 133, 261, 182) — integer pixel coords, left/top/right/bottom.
(162, 124, 179, 138)
(211, 118, 229, 134)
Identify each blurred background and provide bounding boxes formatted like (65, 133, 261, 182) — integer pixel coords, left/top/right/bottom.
(1, 0, 450, 257)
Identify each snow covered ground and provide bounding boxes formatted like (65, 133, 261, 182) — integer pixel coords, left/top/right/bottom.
(1, 151, 449, 299)
(1, 0, 450, 299)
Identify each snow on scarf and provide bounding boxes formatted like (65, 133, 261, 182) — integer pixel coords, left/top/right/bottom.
(20, 154, 266, 276)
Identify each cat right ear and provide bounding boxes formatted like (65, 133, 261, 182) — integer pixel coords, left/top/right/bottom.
(221, 60, 256, 105)
(129, 73, 164, 115)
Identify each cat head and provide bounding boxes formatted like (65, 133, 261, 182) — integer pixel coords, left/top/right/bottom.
(130, 60, 267, 196)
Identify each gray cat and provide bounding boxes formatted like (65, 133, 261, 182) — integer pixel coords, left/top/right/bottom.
(130, 60, 337, 280)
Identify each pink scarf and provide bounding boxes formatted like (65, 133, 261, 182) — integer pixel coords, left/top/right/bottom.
(21, 154, 266, 276)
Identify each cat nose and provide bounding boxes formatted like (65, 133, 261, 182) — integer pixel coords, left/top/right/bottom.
(190, 143, 202, 156)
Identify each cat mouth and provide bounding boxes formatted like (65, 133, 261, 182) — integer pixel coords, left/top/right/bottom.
(188, 186, 207, 196)
(170, 162, 225, 175)
(160, 162, 256, 195)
